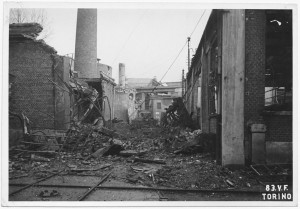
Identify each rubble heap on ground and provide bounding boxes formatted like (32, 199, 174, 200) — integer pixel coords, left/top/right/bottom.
(9, 118, 262, 191)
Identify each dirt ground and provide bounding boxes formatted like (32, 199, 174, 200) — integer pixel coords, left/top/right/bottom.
(9, 122, 292, 201)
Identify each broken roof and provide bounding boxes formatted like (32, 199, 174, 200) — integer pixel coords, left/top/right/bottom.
(9, 23, 57, 54)
(9, 23, 43, 39)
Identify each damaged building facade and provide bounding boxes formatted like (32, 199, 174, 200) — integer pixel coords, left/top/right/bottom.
(185, 10, 292, 166)
(9, 9, 116, 145)
(9, 23, 71, 144)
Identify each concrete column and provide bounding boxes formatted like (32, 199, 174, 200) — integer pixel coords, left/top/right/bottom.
(74, 9, 98, 79)
(221, 10, 245, 166)
(119, 63, 126, 88)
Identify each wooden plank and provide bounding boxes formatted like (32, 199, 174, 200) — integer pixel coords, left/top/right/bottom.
(221, 10, 245, 165)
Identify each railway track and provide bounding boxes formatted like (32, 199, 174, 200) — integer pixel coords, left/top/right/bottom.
(9, 169, 267, 201)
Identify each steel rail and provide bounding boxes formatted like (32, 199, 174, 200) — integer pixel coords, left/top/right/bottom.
(78, 171, 112, 201)
(9, 169, 64, 196)
(10, 183, 263, 194)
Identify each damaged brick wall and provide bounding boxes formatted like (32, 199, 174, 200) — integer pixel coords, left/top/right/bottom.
(9, 40, 56, 129)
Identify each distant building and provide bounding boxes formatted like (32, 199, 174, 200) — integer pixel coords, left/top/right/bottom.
(114, 63, 136, 123)
(129, 78, 182, 122)
(113, 66, 183, 123)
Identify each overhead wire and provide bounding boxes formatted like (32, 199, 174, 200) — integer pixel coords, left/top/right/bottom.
(128, 10, 207, 118)
(182, 10, 207, 102)
(158, 41, 188, 84)
(189, 10, 206, 38)
(159, 9, 206, 85)
(111, 10, 148, 65)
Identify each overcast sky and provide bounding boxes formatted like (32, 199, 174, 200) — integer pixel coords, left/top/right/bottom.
(43, 8, 211, 83)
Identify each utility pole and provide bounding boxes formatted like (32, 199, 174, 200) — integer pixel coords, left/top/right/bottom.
(187, 37, 191, 71)
(182, 69, 185, 98)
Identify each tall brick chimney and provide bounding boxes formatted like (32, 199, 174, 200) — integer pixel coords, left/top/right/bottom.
(74, 9, 98, 79)
(119, 63, 126, 88)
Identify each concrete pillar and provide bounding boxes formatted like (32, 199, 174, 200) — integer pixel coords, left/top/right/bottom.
(221, 10, 245, 166)
(74, 9, 98, 79)
(119, 63, 126, 88)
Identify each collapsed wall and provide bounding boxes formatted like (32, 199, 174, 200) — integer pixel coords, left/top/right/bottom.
(9, 23, 71, 131)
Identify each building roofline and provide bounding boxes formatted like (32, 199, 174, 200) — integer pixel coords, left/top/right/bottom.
(188, 10, 216, 77)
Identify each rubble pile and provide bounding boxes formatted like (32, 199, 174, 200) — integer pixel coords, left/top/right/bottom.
(9, 119, 261, 193)
(172, 129, 216, 155)
(62, 123, 111, 154)
(155, 156, 258, 189)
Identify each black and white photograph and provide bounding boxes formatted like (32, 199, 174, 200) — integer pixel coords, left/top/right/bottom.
(1, 0, 298, 207)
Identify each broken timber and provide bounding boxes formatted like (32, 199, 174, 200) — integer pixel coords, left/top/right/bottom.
(69, 164, 111, 172)
(133, 157, 166, 164)
(13, 149, 57, 154)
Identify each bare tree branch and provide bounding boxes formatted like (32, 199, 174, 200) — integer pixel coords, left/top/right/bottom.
(9, 8, 52, 41)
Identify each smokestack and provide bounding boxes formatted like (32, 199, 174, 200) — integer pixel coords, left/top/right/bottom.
(74, 9, 97, 79)
(119, 63, 126, 88)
